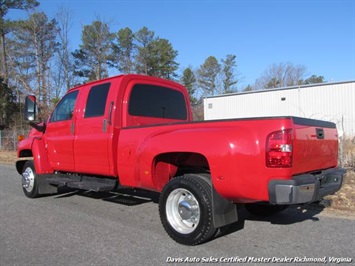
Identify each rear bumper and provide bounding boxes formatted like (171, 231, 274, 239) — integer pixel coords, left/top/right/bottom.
(268, 168, 347, 205)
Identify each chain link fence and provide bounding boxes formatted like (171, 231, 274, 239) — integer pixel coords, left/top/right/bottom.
(0, 129, 29, 151)
(340, 136, 355, 168)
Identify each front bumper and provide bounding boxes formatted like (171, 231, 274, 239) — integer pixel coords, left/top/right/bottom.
(268, 167, 346, 205)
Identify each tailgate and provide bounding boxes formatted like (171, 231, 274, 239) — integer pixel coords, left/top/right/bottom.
(292, 117, 338, 175)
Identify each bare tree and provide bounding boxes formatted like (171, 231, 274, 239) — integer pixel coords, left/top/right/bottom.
(54, 5, 76, 98)
(255, 62, 307, 90)
(7, 11, 58, 114)
(0, 0, 39, 82)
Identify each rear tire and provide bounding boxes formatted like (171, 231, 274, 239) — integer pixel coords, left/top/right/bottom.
(21, 160, 40, 198)
(245, 203, 289, 216)
(159, 174, 216, 245)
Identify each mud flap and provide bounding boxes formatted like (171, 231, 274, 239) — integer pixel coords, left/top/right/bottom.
(37, 175, 58, 195)
(212, 185, 238, 228)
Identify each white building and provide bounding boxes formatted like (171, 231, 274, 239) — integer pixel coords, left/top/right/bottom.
(204, 81, 355, 136)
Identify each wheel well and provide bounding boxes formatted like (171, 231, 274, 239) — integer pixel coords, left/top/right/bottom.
(152, 152, 210, 190)
(16, 150, 33, 174)
(16, 160, 28, 175)
(19, 149, 33, 157)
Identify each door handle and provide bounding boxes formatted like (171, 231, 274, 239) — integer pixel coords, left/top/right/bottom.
(71, 122, 75, 135)
(108, 101, 114, 125)
(316, 128, 324, 139)
(102, 119, 107, 132)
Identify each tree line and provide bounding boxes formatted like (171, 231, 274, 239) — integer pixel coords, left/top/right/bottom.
(0, 0, 325, 128)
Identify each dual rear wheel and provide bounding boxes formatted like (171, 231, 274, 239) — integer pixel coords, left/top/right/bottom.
(159, 174, 217, 246)
(159, 174, 289, 245)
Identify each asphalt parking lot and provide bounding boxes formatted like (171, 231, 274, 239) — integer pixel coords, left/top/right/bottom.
(1, 164, 354, 265)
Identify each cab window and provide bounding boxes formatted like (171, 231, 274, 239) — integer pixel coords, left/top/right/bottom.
(85, 83, 110, 118)
(128, 84, 187, 120)
(50, 91, 79, 122)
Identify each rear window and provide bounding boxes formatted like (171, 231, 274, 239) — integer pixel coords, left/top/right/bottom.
(128, 84, 187, 120)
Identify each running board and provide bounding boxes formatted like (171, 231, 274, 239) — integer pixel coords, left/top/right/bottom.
(47, 175, 118, 192)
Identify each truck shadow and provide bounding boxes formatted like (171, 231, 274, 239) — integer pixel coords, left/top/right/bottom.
(215, 204, 326, 240)
(244, 204, 325, 224)
(53, 188, 328, 240)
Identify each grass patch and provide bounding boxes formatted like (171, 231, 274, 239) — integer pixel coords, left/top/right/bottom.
(0, 150, 18, 164)
(341, 137, 355, 168)
(323, 170, 355, 213)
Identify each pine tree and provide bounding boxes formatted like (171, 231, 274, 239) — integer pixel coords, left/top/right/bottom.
(304, 75, 325, 84)
(197, 56, 221, 96)
(221, 54, 238, 93)
(181, 67, 197, 106)
(72, 20, 114, 82)
(147, 38, 178, 80)
(114, 27, 135, 73)
(134, 26, 155, 75)
(0, 77, 18, 127)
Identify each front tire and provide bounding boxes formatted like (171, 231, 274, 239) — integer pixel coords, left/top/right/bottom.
(21, 160, 40, 198)
(159, 174, 216, 245)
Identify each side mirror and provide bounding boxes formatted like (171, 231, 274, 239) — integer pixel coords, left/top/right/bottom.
(24, 95, 45, 132)
(24, 95, 37, 121)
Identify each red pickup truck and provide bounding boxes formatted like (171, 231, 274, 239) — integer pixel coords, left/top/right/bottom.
(17, 74, 346, 245)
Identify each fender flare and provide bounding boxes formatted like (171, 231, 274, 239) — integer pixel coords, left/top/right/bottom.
(31, 137, 54, 174)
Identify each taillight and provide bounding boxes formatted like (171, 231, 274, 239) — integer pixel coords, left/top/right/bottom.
(266, 129, 293, 168)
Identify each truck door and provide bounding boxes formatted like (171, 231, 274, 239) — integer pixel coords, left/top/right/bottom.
(73, 82, 113, 175)
(45, 90, 79, 171)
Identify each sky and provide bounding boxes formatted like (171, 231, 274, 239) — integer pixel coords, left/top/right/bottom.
(8, 0, 355, 89)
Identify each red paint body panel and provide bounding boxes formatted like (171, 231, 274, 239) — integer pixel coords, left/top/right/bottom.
(45, 118, 75, 172)
(73, 81, 116, 176)
(17, 128, 54, 174)
(31, 138, 54, 174)
(292, 125, 338, 174)
(17, 74, 340, 203)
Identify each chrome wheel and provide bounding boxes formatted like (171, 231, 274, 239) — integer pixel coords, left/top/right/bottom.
(159, 175, 216, 245)
(21, 161, 40, 198)
(165, 188, 200, 234)
(22, 166, 35, 192)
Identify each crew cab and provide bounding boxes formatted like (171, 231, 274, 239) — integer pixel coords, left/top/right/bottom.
(16, 74, 346, 245)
